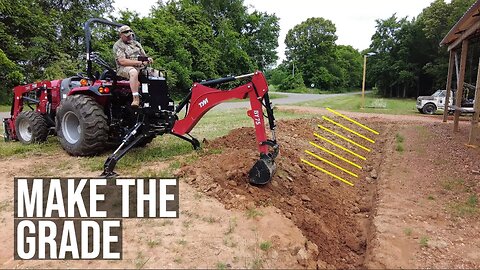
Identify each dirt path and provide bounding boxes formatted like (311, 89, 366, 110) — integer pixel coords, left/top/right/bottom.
(365, 122, 480, 268)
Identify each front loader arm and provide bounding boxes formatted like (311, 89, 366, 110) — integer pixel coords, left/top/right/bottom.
(172, 71, 278, 184)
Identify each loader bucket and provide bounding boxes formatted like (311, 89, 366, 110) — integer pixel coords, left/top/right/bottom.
(248, 156, 276, 185)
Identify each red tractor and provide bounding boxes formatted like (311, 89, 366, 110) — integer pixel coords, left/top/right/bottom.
(3, 18, 279, 185)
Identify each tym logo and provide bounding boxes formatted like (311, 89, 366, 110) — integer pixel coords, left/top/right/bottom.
(198, 98, 209, 108)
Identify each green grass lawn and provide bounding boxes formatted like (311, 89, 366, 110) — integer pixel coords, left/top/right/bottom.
(297, 92, 418, 115)
(269, 84, 361, 95)
(0, 136, 60, 158)
(0, 107, 315, 171)
(271, 87, 337, 94)
(0, 105, 11, 112)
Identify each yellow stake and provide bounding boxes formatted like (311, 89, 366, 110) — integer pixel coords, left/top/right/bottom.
(301, 159, 354, 186)
(305, 150, 358, 177)
(318, 125, 371, 152)
(313, 133, 366, 160)
(323, 116, 375, 143)
(309, 141, 362, 169)
(326, 108, 380, 135)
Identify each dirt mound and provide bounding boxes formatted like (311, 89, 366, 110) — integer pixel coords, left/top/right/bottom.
(180, 118, 389, 268)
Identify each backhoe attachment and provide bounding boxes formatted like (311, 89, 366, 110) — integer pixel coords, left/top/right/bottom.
(172, 71, 279, 185)
(101, 71, 279, 185)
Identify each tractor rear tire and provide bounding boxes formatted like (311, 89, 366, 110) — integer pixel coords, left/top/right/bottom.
(56, 95, 108, 156)
(15, 111, 48, 144)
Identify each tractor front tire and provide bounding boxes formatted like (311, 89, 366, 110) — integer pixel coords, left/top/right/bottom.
(15, 111, 48, 144)
(56, 95, 108, 156)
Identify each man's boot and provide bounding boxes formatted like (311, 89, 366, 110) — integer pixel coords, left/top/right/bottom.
(131, 92, 140, 107)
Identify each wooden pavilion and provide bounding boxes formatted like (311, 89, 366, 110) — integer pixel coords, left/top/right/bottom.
(440, 0, 480, 146)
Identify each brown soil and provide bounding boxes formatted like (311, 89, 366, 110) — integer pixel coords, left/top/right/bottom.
(181, 118, 388, 268)
(180, 113, 480, 269)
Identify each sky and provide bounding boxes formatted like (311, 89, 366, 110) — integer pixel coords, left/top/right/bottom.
(113, 0, 437, 62)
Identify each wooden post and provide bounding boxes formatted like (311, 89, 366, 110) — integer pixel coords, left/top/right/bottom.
(444, 50, 455, 122)
(454, 39, 469, 132)
(468, 58, 480, 145)
(361, 55, 367, 109)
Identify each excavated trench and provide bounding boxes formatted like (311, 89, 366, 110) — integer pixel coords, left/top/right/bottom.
(180, 117, 392, 268)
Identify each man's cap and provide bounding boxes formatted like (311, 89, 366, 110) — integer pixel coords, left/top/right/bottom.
(118, 25, 133, 36)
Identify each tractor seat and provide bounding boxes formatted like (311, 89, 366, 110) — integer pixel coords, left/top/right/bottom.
(60, 76, 82, 99)
(99, 69, 128, 81)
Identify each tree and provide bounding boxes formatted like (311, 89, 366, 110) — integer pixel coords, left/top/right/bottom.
(368, 14, 415, 97)
(243, 11, 280, 70)
(118, 0, 279, 94)
(278, 73, 305, 91)
(284, 17, 362, 91)
(367, 0, 477, 98)
(417, 0, 476, 91)
(285, 17, 338, 89)
(38, 0, 114, 54)
(191, 0, 248, 34)
(0, 0, 280, 103)
(0, 0, 113, 104)
(335, 45, 363, 88)
(266, 63, 289, 86)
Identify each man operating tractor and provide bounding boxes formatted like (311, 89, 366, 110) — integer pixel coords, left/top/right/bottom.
(113, 25, 160, 107)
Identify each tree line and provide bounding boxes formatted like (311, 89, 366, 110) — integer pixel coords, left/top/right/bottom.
(366, 0, 476, 98)
(267, 17, 363, 92)
(0, 0, 477, 104)
(0, 0, 280, 102)
(268, 0, 476, 97)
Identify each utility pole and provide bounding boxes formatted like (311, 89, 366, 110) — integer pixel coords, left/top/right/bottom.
(362, 55, 367, 109)
(362, 52, 376, 109)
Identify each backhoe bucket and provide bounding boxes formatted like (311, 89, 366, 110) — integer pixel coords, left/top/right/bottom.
(248, 156, 276, 185)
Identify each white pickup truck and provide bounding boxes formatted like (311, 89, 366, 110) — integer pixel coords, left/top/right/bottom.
(416, 89, 474, 114)
(416, 90, 452, 114)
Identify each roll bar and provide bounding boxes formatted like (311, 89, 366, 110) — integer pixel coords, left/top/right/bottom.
(84, 18, 123, 80)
